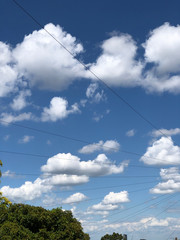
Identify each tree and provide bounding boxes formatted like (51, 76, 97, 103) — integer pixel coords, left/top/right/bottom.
(0, 203, 90, 240)
(101, 232, 124, 240)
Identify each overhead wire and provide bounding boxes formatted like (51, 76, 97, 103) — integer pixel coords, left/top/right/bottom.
(11, 0, 175, 142)
(9, 3, 180, 239)
(90, 193, 178, 237)
(85, 194, 175, 224)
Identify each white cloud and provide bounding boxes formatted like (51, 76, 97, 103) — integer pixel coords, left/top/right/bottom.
(143, 23, 180, 74)
(86, 83, 105, 103)
(13, 23, 85, 91)
(3, 135, 10, 141)
(142, 23, 180, 93)
(2, 170, 16, 178)
(0, 112, 33, 125)
(89, 35, 143, 87)
(0, 178, 52, 202)
(104, 217, 169, 232)
(150, 179, 180, 194)
(89, 191, 129, 213)
(18, 135, 34, 144)
(140, 137, 180, 165)
(160, 167, 180, 181)
(90, 202, 119, 211)
(0, 173, 88, 203)
(102, 191, 129, 204)
(46, 174, 89, 186)
(41, 153, 128, 177)
(150, 167, 180, 194)
(151, 128, 180, 137)
(79, 140, 120, 154)
(10, 90, 31, 111)
(62, 192, 87, 204)
(0, 42, 19, 97)
(41, 97, 80, 122)
(126, 129, 136, 137)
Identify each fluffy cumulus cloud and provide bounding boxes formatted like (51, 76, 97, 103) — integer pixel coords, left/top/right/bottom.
(89, 35, 143, 87)
(151, 128, 180, 137)
(140, 137, 180, 165)
(79, 140, 120, 154)
(89, 191, 129, 213)
(41, 97, 80, 122)
(41, 152, 128, 177)
(102, 191, 129, 204)
(0, 178, 52, 202)
(13, 23, 85, 91)
(45, 174, 89, 186)
(62, 192, 87, 204)
(150, 167, 180, 194)
(144, 23, 180, 74)
(0, 42, 19, 97)
(142, 23, 180, 93)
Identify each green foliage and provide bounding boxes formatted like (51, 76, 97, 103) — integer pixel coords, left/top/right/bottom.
(0, 160, 11, 207)
(0, 203, 90, 240)
(101, 232, 124, 240)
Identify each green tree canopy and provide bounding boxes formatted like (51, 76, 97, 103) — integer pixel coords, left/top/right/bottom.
(101, 232, 125, 240)
(0, 203, 90, 240)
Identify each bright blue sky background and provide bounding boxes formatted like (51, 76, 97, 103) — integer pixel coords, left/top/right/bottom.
(1, 1, 180, 239)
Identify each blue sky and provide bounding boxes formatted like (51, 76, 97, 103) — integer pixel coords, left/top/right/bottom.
(1, 0, 180, 239)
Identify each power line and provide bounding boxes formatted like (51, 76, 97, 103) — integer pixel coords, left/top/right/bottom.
(12, 0, 173, 141)
(90, 193, 178, 237)
(81, 193, 168, 224)
(0, 143, 172, 168)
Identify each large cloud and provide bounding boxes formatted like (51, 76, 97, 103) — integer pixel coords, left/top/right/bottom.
(0, 174, 89, 203)
(140, 137, 180, 165)
(142, 23, 180, 93)
(0, 178, 52, 202)
(13, 23, 86, 91)
(0, 42, 19, 97)
(89, 35, 143, 87)
(144, 23, 180, 74)
(41, 153, 128, 177)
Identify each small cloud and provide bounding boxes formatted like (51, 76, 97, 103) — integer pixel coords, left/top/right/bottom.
(2, 170, 16, 178)
(47, 140, 51, 145)
(18, 135, 34, 144)
(79, 140, 120, 154)
(126, 129, 136, 137)
(86, 83, 106, 103)
(10, 90, 31, 111)
(41, 97, 80, 122)
(62, 192, 87, 204)
(0, 112, 33, 125)
(150, 128, 180, 138)
(3, 135, 10, 141)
